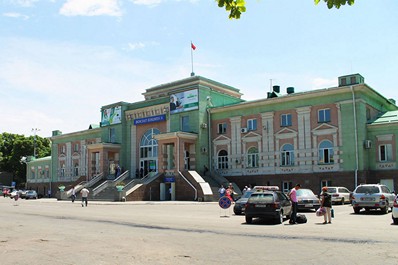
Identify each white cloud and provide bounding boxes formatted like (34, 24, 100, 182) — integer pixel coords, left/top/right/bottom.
(59, 0, 122, 17)
(311, 77, 337, 89)
(131, 0, 163, 6)
(0, 37, 193, 137)
(127, 42, 145, 50)
(2, 12, 29, 20)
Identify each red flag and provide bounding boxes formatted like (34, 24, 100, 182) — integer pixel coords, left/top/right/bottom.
(191, 42, 196, 50)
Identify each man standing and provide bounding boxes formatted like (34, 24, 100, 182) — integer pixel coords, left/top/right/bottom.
(289, 184, 301, 224)
(71, 186, 76, 203)
(80, 187, 89, 207)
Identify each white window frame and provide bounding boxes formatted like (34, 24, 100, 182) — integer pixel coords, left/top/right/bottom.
(218, 123, 227, 134)
(318, 109, 331, 123)
(217, 150, 229, 169)
(247, 147, 259, 168)
(281, 144, 294, 166)
(379, 144, 393, 162)
(319, 140, 334, 164)
(247, 119, 257, 131)
(281, 114, 292, 127)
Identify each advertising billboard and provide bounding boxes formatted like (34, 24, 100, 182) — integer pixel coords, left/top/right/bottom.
(169, 89, 199, 114)
(101, 106, 122, 126)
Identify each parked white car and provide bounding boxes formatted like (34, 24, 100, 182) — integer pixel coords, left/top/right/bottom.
(392, 195, 398, 224)
(326, 186, 351, 204)
(351, 184, 395, 214)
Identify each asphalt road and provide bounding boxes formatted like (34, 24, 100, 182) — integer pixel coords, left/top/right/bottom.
(1, 197, 398, 265)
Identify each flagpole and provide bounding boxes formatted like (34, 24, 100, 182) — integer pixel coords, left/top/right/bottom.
(191, 41, 194, 76)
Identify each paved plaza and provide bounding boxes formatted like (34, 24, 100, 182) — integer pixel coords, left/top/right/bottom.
(1, 197, 398, 265)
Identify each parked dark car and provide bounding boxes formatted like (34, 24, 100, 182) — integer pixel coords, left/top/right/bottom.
(233, 190, 254, 215)
(296, 188, 321, 211)
(25, 190, 38, 200)
(245, 190, 292, 224)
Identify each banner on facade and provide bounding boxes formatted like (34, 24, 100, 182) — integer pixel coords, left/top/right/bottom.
(169, 89, 199, 114)
(101, 106, 122, 126)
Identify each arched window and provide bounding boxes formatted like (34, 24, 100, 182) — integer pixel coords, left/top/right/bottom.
(74, 163, 79, 177)
(218, 150, 229, 169)
(281, 144, 294, 166)
(140, 128, 160, 159)
(247, 147, 259, 168)
(319, 140, 334, 164)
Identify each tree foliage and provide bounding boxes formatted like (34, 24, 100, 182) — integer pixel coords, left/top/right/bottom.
(217, 0, 355, 19)
(0, 133, 51, 187)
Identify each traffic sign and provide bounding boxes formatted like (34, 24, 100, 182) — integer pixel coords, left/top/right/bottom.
(218, 196, 232, 209)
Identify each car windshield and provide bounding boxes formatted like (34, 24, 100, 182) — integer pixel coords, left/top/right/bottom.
(242, 190, 254, 198)
(248, 193, 274, 203)
(356, 186, 379, 194)
(327, 188, 337, 193)
(296, 189, 315, 197)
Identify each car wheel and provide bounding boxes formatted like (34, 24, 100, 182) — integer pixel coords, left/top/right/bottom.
(382, 204, 389, 214)
(245, 216, 252, 224)
(234, 210, 241, 215)
(353, 207, 360, 214)
(275, 211, 283, 224)
(393, 217, 398, 225)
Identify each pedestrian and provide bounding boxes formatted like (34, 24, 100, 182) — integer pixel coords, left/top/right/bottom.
(227, 183, 235, 202)
(320, 186, 332, 224)
(80, 187, 89, 207)
(218, 185, 226, 198)
(71, 186, 76, 203)
(242, 186, 249, 193)
(288, 184, 301, 224)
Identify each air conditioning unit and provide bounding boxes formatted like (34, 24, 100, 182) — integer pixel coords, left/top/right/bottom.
(201, 123, 207, 129)
(364, 140, 372, 149)
(241, 128, 248, 133)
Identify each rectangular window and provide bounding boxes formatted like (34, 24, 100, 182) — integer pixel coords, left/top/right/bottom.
(281, 114, 292, 127)
(247, 119, 257, 131)
(218, 123, 227, 134)
(350, 76, 356, 84)
(319, 148, 334, 164)
(341, 78, 347, 86)
(318, 109, 331, 123)
(281, 151, 294, 166)
(74, 143, 79, 152)
(282, 181, 292, 193)
(109, 128, 116, 143)
(379, 144, 393, 162)
(181, 116, 190, 132)
(321, 180, 332, 188)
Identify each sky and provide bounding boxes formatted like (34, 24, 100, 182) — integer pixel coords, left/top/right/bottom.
(1, 0, 397, 138)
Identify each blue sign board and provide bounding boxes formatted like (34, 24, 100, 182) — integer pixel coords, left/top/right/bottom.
(134, 114, 166, 125)
(11, 181, 16, 187)
(164, 177, 175, 183)
(218, 196, 232, 209)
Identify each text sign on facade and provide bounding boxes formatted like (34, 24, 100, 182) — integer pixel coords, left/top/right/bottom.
(134, 114, 166, 125)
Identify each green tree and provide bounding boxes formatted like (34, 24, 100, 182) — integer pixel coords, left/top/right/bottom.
(0, 133, 51, 188)
(217, 0, 355, 19)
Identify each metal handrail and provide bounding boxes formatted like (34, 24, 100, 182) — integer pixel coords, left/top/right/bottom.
(86, 173, 103, 188)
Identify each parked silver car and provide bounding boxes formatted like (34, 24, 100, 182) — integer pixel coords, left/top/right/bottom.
(392, 195, 398, 224)
(296, 188, 321, 211)
(351, 184, 395, 214)
(326, 186, 351, 205)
